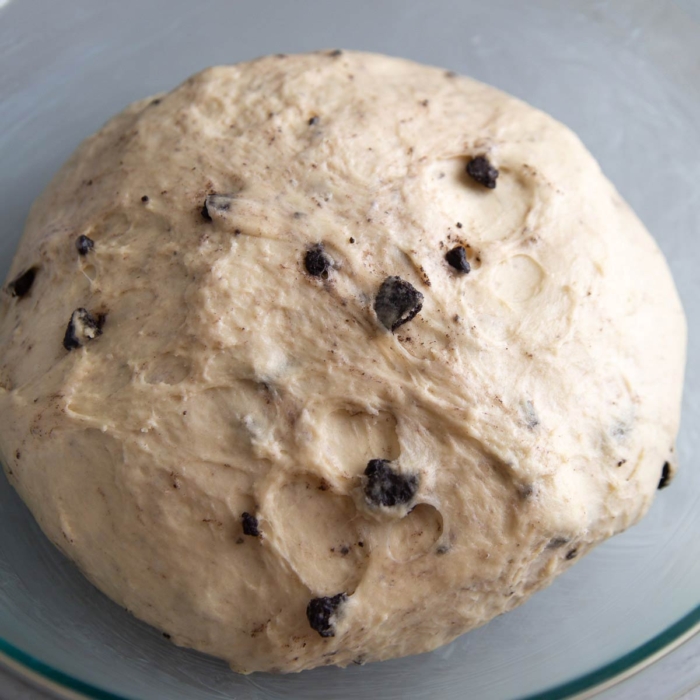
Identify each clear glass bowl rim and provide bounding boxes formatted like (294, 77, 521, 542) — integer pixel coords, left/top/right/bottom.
(1, 603, 699, 700)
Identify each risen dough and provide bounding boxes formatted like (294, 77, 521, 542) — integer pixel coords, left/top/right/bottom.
(0, 51, 686, 673)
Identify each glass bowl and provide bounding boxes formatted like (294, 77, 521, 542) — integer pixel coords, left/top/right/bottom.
(1, 1, 698, 698)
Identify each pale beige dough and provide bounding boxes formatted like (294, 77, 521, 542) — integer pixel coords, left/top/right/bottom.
(0, 51, 687, 673)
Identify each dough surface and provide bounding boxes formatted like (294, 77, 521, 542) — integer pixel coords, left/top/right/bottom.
(0, 51, 687, 673)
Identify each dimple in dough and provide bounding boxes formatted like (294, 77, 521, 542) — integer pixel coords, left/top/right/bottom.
(0, 51, 687, 673)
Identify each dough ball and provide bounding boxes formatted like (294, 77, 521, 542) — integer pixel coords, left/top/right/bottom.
(0, 51, 686, 673)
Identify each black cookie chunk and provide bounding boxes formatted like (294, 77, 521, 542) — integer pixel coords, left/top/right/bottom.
(207, 194, 234, 214)
(374, 276, 423, 332)
(63, 308, 105, 351)
(242, 512, 260, 537)
(445, 246, 471, 273)
(75, 235, 94, 256)
(202, 193, 235, 221)
(304, 244, 331, 277)
(8, 267, 37, 298)
(363, 459, 419, 507)
(306, 593, 347, 638)
(466, 156, 499, 189)
(658, 461, 673, 489)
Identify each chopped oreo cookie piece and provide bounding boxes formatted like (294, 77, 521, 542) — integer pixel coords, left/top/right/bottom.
(208, 193, 234, 213)
(75, 235, 94, 256)
(63, 308, 105, 351)
(445, 246, 471, 273)
(658, 461, 673, 489)
(242, 512, 260, 537)
(202, 193, 235, 221)
(466, 156, 499, 189)
(8, 267, 37, 299)
(363, 459, 419, 507)
(306, 593, 347, 638)
(304, 244, 331, 277)
(523, 400, 539, 429)
(374, 276, 423, 332)
(565, 548, 578, 561)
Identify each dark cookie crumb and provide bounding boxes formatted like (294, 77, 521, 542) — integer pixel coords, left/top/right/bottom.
(611, 422, 629, 440)
(202, 193, 235, 221)
(357, 541, 364, 547)
(141, 195, 149, 203)
(363, 459, 419, 507)
(150, 98, 161, 106)
(523, 399, 539, 429)
(8, 267, 37, 298)
(547, 537, 569, 549)
(242, 512, 260, 537)
(565, 548, 578, 560)
(349, 237, 355, 244)
(339, 545, 350, 556)
(308, 115, 320, 126)
(162, 632, 171, 639)
(62, 308, 105, 351)
(328, 49, 343, 57)
(374, 276, 423, 332)
(466, 156, 499, 189)
(658, 461, 672, 489)
(75, 235, 94, 256)
(436, 545, 450, 555)
(519, 484, 534, 499)
(353, 656, 366, 666)
(445, 246, 471, 273)
(456, 222, 463, 228)
(306, 593, 347, 637)
(15, 450, 20, 460)
(304, 244, 331, 277)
